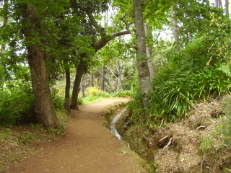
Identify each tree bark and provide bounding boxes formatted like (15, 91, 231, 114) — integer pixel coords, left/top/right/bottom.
(215, 0, 223, 8)
(134, 0, 152, 105)
(172, 5, 180, 50)
(100, 65, 105, 91)
(81, 79, 86, 97)
(22, 3, 58, 128)
(219, 0, 223, 8)
(226, 0, 229, 17)
(70, 60, 85, 110)
(145, 24, 155, 80)
(64, 66, 71, 111)
(3, 0, 8, 26)
(91, 73, 94, 86)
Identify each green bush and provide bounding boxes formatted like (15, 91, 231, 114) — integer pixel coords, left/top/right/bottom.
(51, 89, 64, 111)
(78, 97, 84, 105)
(0, 88, 34, 125)
(127, 37, 231, 129)
(82, 87, 111, 104)
(146, 36, 230, 121)
(150, 68, 230, 120)
(0, 87, 66, 125)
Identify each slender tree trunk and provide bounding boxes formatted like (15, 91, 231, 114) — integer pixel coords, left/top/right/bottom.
(70, 60, 85, 110)
(64, 67, 71, 111)
(134, 0, 152, 105)
(172, 5, 180, 50)
(226, 0, 229, 17)
(219, 0, 223, 8)
(215, 0, 219, 7)
(81, 81, 86, 97)
(117, 62, 122, 91)
(215, 0, 223, 8)
(1, 0, 8, 52)
(91, 73, 94, 86)
(22, 4, 58, 128)
(3, 0, 8, 26)
(100, 65, 105, 91)
(145, 24, 155, 79)
(80, 75, 86, 97)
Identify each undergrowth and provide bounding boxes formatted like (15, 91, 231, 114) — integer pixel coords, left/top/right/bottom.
(130, 36, 231, 124)
(0, 86, 66, 126)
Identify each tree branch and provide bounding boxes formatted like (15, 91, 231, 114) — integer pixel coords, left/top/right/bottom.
(94, 31, 130, 51)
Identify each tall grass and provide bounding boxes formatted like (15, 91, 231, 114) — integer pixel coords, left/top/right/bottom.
(130, 36, 231, 123)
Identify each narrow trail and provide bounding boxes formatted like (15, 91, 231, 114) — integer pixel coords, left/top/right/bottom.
(6, 98, 144, 173)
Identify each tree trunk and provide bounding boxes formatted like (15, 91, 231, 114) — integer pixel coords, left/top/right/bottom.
(3, 0, 8, 26)
(100, 65, 105, 91)
(215, 0, 219, 7)
(226, 0, 229, 17)
(219, 0, 223, 8)
(81, 82, 86, 97)
(145, 24, 155, 79)
(70, 60, 85, 110)
(22, 4, 58, 128)
(64, 67, 71, 111)
(134, 0, 152, 105)
(91, 73, 94, 86)
(80, 75, 86, 97)
(215, 0, 223, 8)
(172, 5, 180, 50)
(117, 62, 122, 91)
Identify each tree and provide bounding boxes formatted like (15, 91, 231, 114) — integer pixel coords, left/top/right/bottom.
(172, 5, 180, 49)
(133, 0, 152, 105)
(225, 0, 229, 17)
(69, 0, 130, 110)
(145, 24, 155, 79)
(19, 2, 58, 127)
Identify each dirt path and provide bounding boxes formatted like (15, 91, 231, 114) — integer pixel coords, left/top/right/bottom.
(6, 98, 144, 173)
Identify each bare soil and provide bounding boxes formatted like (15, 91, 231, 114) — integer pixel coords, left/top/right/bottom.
(4, 98, 144, 173)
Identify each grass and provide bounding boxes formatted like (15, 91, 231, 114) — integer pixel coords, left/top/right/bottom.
(82, 95, 111, 104)
(199, 135, 213, 154)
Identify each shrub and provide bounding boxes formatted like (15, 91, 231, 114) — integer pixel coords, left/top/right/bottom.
(0, 88, 34, 125)
(150, 67, 230, 120)
(134, 36, 231, 122)
(0, 87, 66, 126)
(51, 89, 64, 111)
(78, 97, 84, 105)
(86, 87, 101, 96)
(82, 87, 111, 104)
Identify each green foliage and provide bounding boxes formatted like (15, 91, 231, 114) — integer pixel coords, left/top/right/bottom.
(86, 87, 101, 96)
(0, 88, 34, 125)
(199, 135, 213, 153)
(51, 89, 64, 111)
(149, 36, 231, 120)
(151, 68, 230, 120)
(112, 90, 133, 97)
(82, 87, 111, 104)
(0, 86, 66, 126)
